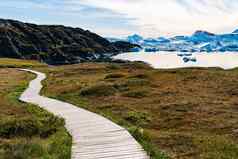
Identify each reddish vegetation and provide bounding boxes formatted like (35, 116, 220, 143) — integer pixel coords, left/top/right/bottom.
(40, 62, 238, 159)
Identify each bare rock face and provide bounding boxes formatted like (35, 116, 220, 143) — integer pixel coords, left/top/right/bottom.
(0, 19, 139, 64)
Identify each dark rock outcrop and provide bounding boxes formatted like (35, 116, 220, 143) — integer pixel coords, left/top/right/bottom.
(0, 19, 139, 64)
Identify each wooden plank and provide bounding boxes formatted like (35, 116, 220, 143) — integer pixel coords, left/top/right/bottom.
(19, 69, 149, 159)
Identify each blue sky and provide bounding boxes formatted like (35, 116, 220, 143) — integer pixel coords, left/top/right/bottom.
(1, 0, 238, 38)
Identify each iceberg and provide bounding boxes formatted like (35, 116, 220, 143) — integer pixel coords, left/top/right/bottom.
(108, 28, 238, 52)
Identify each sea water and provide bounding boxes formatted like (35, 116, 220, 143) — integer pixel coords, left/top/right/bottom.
(113, 51, 238, 70)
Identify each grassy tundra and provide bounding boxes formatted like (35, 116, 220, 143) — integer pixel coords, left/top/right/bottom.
(39, 62, 238, 159)
(0, 59, 71, 159)
(1, 58, 238, 159)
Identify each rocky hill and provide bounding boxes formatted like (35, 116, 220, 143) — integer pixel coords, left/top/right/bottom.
(0, 19, 139, 64)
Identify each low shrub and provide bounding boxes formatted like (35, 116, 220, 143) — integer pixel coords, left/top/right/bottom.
(104, 73, 125, 79)
(0, 115, 64, 139)
(79, 83, 117, 96)
(0, 118, 39, 138)
(125, 111, 151, 125)
(112, 83, 130, 92)
(0, 142, 45, 159)
(106, 64, 120, 70)
(125, 79, 150, 87)
(0, 104, 64, 138)
(122, 90, 148, 98)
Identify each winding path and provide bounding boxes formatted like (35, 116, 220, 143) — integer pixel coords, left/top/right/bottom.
(19, 69, 149, 159)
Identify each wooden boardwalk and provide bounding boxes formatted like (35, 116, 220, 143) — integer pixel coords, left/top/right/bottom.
(20, 69, 149, 159)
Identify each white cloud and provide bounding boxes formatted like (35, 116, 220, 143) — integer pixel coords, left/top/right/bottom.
(2, 0, 238, 37)
(76, 0, 238, 37)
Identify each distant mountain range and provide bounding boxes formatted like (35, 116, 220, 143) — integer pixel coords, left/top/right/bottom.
(107, 29, 238, 52)
(0, 19, 139, 64)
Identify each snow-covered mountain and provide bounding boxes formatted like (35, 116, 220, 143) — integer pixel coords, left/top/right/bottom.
(108, 29, 238, 52)
(127, 34, 144, 44)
